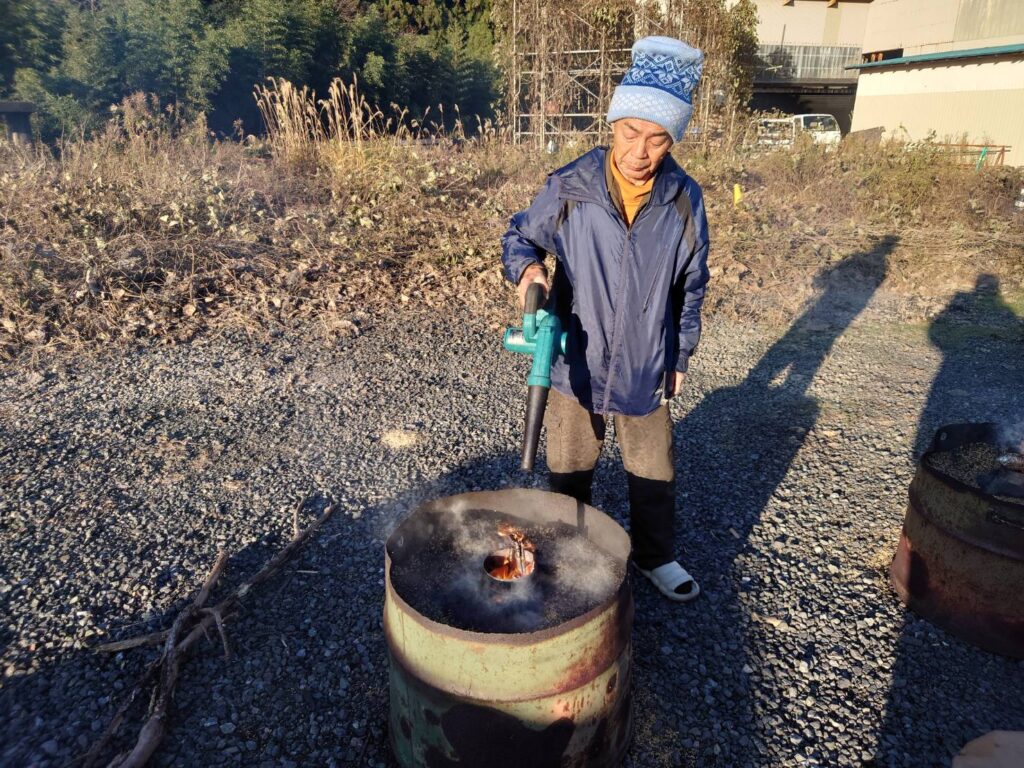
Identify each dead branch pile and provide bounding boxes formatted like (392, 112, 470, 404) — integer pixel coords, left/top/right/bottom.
(75, 497, 337, 768)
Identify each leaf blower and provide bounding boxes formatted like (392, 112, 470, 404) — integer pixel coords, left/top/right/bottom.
(502, 282, 568, 471)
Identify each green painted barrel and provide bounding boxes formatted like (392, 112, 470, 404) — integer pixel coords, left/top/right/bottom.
(384, 489, 634, 767)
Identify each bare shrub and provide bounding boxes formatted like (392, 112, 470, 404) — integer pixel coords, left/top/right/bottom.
(1, 84, 1022, 363)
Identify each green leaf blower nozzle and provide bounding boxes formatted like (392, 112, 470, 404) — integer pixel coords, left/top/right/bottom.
(503, 283, 568, 471)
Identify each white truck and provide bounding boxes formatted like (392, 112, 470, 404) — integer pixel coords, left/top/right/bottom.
(754, 113, 842, 149)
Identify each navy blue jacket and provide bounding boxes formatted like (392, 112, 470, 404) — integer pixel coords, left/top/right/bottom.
(501, 147, 710, 416)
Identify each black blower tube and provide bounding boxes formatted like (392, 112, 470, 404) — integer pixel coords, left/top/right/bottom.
(521, 384, 549, 471)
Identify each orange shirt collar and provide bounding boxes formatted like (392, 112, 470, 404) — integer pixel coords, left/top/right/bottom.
(609, 153, 654, 224)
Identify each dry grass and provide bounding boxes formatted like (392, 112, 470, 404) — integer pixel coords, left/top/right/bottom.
(1, 82, 1022, 363)
(691, 134, 1024, 321)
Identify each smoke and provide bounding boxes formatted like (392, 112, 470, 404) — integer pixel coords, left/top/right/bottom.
(373, 486, 489, 549)
(999, 419, 1024, 453)
(442, 502, 508, 560)
(437, 512, 624, 633)
(446, 566, 546, 633)
(435, 507, 549, 632)
(388, 503, 626, 633)
(549, 535, 621, 600)
(452, 509, 623, 603)
(371, 491, 429, 548)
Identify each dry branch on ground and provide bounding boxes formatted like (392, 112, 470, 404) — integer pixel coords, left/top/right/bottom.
(75, 497, 337, 768)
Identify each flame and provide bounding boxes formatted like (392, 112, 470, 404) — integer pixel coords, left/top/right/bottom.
(486, 522, 536, 580)
(487, 551, 532, 580)
(497, 522, 536, 552)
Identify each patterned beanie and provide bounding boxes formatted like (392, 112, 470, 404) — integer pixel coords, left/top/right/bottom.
(607, 36, 704, 143)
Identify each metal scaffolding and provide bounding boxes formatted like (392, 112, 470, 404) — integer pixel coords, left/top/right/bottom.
(510, 44, 633, 144)
(507, 1, 662, 147)
(502, 0, 752, 149)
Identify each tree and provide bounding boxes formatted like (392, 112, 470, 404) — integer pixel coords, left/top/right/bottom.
(0, 0, 65, 97)
(119, 0, 229, 110)
(728, 0, 759, 107)
(3, 0, 498, 138)
(342, 8, 404, 110)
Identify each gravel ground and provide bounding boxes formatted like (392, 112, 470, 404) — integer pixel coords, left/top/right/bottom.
(2, 270, 1023, 768)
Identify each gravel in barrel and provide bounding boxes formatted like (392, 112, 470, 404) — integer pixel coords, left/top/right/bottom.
(927, 442, 1024, 502)
(926, 442, 1000, 488)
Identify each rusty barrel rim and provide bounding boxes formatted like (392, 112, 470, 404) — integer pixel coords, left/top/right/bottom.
(384, 489, 633, 701)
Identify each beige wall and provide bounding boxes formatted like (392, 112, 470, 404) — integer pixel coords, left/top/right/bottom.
(850, 57, 1024, 165)
(863, 0, 1024, 55)
(756, 0, 871, 47)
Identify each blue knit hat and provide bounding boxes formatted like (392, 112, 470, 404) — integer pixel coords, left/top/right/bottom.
(607, 36, 704, 143)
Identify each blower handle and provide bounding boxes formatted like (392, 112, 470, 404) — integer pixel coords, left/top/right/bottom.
(524, 281, 547, 316)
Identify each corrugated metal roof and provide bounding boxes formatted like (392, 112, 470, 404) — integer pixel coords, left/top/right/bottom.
(847, 43, 1024, 70)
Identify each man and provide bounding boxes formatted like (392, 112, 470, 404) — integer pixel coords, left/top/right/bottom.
(501, 36, 710, 602)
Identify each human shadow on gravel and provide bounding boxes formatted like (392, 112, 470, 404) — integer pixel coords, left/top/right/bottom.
(912, 274, 1024, 457)
(619, 240, 892, 767)
(874, 274, 1024, 767)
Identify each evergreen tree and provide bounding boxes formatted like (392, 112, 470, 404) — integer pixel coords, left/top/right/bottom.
(119, 0, 228, 109)
(4, 0, 499, 138)
(342, 7, 404, 110)
(0, 0, 65, 97)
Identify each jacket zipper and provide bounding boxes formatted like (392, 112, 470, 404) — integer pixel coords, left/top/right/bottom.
(601, 163, 661, 410)
(601, 217, 632, 413)
(633, 203, 664, 313)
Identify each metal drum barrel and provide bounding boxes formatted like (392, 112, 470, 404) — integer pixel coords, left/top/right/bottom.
(891, 423, 1024, 658)
(384, 489, 634, 767)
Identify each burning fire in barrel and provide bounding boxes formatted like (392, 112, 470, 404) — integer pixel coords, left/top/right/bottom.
(384, 489, 633, 767)
(891, 423, 1024, 658)
(484, 521, 537, 581)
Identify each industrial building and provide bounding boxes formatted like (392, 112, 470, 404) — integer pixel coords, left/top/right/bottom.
(848, 0, 1024, 165)
(751, 0, 871, 133)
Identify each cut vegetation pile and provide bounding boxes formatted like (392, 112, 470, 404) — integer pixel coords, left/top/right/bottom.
(2, 81, 1022, 362)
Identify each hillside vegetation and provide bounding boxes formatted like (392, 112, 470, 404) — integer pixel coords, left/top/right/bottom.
(2, 0, 498, 139)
